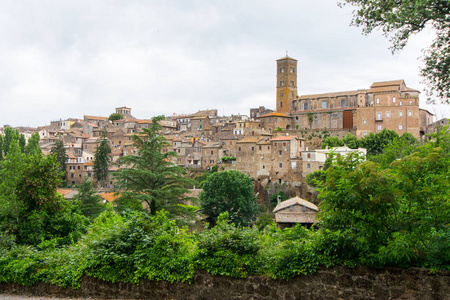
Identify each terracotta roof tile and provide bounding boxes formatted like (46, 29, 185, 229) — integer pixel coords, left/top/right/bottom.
(273, 196, 318, 213)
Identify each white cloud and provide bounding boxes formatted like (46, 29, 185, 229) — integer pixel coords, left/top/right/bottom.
(0, 0, 446, 127)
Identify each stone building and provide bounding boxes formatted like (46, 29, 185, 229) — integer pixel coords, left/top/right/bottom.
(258, 112, 293, 132)
(201, 142, 222, 170)
(269, 135, 304, 186)
(235, 137, 262, 177)
(274, 56, 433, 140)
(273, 196, 318, 229)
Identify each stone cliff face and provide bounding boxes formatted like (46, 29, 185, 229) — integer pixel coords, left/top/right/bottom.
(1, 266, 449, 300)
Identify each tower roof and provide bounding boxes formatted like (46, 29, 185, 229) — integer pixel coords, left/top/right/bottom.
(277, 56, 297, 61)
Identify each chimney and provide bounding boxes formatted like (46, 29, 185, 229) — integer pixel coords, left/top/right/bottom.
(277, 195, 281, 205)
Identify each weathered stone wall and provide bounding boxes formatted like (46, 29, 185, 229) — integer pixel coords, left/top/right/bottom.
(1, 266, 449, 300)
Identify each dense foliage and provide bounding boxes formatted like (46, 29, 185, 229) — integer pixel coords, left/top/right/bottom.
(0, 137, 88, 247)
(200, 170, 260, 227)
(322, 129, 418, 157)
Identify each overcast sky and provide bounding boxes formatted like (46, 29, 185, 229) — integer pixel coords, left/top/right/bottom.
(1, 0, 448, 127)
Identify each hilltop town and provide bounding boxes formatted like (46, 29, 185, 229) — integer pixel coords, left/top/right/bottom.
(1, 56, 446, 202)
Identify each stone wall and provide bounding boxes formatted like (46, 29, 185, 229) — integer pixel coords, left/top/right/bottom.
(1, 266, 449, 300)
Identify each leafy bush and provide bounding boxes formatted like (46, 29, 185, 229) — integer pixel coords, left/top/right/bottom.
(195, 212, 260, 278)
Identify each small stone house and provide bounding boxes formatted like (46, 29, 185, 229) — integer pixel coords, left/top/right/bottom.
(273, 196, 318, 229)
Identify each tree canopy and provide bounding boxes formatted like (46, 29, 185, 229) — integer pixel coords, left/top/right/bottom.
(93, 131, 111, 188)
(317, 125, 450, 268)
(50, 140, 68, 184)
(113, 116, 195, 222)
(199, 170, 259, 227)
(109, 113, 124, 122)
(339, 0, 450, 103)
(0, 139, 88, 246)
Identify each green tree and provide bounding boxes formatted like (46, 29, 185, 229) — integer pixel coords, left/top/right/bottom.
(18, 134, 26, 153)
(199, 170, 259, 227)
(371, 132, 419, 167)
(25, 132, 41, 155)
(114, 116, 195, 221)
(109, 113, 124, 122)
(93, 131, 111, 188)
(322, 136, 344, 149)
(0, 136, 25, 225)
(50, 140, 68, 184)
(339, 0, 450, 103)
(0, 147, 88, 245)
(359, 129, 399, 156)
(1, 127, 19, 158)
(343, 133, 359, 149)
(75, 178, 105, 220)
(317, 140, 450, 268)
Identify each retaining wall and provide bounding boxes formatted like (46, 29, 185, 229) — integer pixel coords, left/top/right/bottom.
(1, 266, 449, 299)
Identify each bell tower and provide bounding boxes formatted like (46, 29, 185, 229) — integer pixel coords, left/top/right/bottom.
(276, 56, 298, 113)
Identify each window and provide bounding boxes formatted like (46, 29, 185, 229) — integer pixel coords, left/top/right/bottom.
(283, 142, 286, 146)
(304, 103, 308, 110)
(376, 98, 380, 104)
(307, 153, 311, 158)
(71, 173, 74, 178)
(280, 102, 282, 108)
(238, 147, 241, 151)
(399, 101, 403, 106)
(377, 113, 382, 120)
(363, 132, 367, 137)
(210, 160, 214, 164)
(279, 163, 283, 168)
(322, 101, 327, 109)
(291, 92, 294, 97)
(399, 124, 403, 130)
(386, 112, 390, 118)
(199, 125, 202, 129)
(409, 100, 412, 104)
(408, 111, 412, 117)
(280, 67, 285, 73)
(280, 81, 284, 86)
(363, 120, 367, 125)
(400, 111, 403, 117)
(274, 142, 277, 146)
(290, 81, 294, 86)
(377, 125, 382, 131)
(290, 67, 295, 73)
(77, 166, 80, 170)
(341, 99, 346, 107)
(279, 151, 282, 155)
(307, 163, 311, 169)
(251, 147, 254, 151)
(211, 150, 213, 155)
(393, 97, 396, 103)
(280, 91, 283, 97)
(259, 145, 262, 150)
